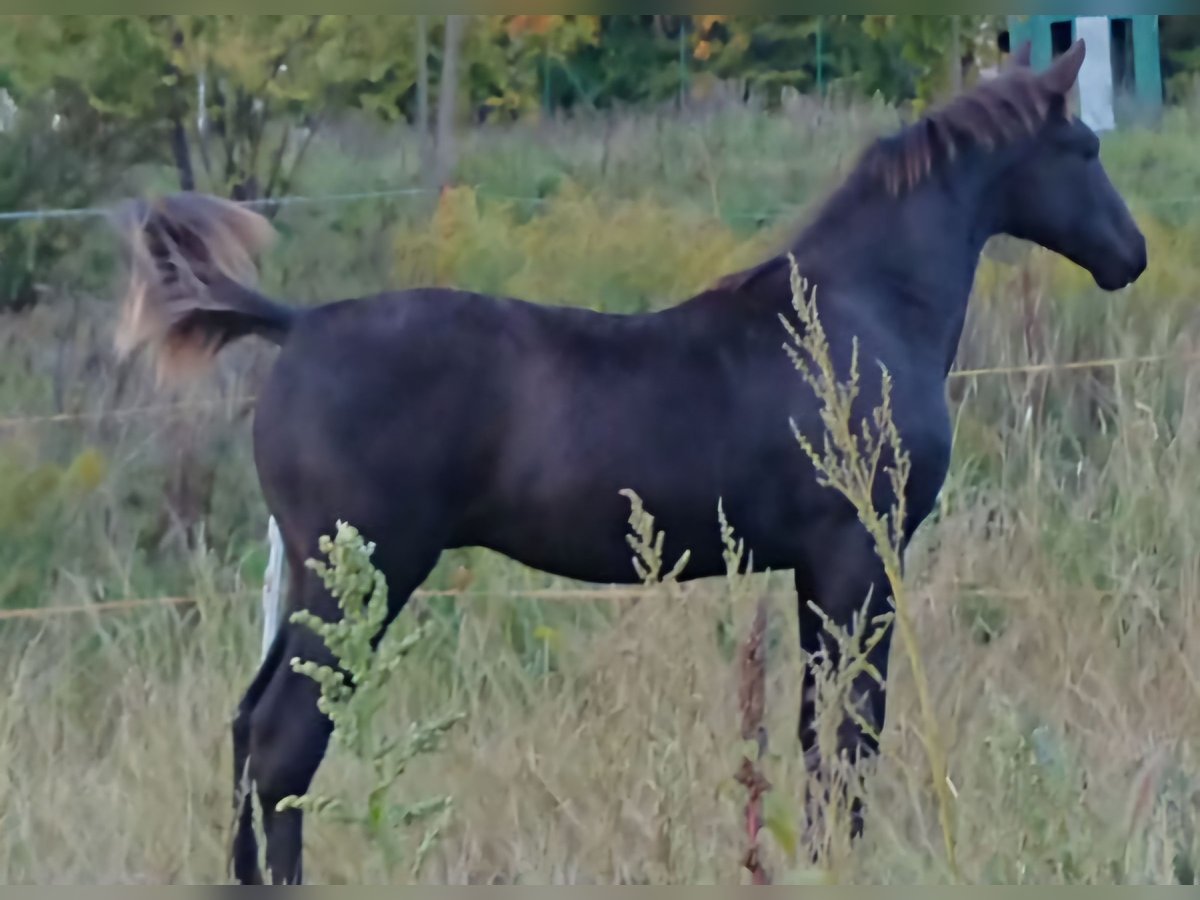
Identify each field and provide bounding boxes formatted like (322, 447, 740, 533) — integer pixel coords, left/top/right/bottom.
(4, 96, 1200, 884)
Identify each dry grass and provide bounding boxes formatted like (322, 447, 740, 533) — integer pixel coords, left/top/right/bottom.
(3, 438, 1200, 884)
(4, 353, 1200, 884)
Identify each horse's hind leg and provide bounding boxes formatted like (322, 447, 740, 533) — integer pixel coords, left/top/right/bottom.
(245, 539, 444, 884)
(794, 520, 894, 842)
(229, 622, 290, 885)
(250, 617, 335, 885)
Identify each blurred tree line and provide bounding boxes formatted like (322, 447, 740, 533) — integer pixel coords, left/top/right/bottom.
(0, 14, 1002, 309)
(0, 14, 1198, 311)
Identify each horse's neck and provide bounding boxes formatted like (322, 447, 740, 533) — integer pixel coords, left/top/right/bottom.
(793, 172, 992, 375)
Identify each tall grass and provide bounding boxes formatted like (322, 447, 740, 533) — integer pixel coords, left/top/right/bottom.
(783, 259, 957, 878)
(1, 100, 1200, 882)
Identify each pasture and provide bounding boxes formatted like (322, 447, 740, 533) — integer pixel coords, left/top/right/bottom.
(3, 96, 1200, 884)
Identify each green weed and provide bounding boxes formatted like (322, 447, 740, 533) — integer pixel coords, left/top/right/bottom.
(279, 522, 463, 882)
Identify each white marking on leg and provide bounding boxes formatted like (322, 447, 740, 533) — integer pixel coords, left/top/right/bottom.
(262, 515, 286, 662)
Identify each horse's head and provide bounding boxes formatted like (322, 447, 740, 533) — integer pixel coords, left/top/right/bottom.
(997, 39, 1147, 291)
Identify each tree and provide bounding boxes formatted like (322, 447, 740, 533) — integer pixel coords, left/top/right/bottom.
(1161, 15, 1200, 102)
(691, 16, 860, 103)
(463, 15, 601, 120)
(0, 15, 420, 201)
(416, 15, 431, 175)
(0, 89, 148, 310)
(861, 15, 1002, 108)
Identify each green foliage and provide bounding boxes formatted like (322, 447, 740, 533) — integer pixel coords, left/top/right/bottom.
(1161, 16, 1200, 103)
(280, 522, 463, 881)
(0, 15, 422, 308)
(0, 78, 146, 310)
(394, 182, 762, 313)
(467, 16, 600, 118)
(0, 16, 175, 123)
(973, 715, 1099, 883)
(861, 15, 1003, 109)
(695, 16, 852, 102)
(0, 15, 419, 200)
(0, 445, 108, 609)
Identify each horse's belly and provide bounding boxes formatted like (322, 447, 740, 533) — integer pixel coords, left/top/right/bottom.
(461, 469, 799, 585)
(462, 518, 635, 585)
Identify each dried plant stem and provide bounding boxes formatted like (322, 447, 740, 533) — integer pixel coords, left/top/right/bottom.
(882, 549, 959, 878)
(735, 594, 771, 884)
(781, 256, 959, 880)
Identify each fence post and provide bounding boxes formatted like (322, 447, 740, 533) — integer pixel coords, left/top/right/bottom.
(678, 24, 689, 108)
(816, 16, 825, 97)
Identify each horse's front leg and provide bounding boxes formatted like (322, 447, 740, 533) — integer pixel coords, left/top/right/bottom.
(794, 520, 894, 842)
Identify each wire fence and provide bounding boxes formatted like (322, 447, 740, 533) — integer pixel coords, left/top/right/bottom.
(1, 182, 1199, 226)
(3, 351, 1198, 432)
(0, 582, 1107, 624)
(0, 186, 480, 223)
(0, 589, 643, 623)
(2, 184, 1197, 624)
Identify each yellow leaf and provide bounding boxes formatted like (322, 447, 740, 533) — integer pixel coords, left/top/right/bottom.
(507, 15, 559, 38)
(532, 625, 562, 652)
(66, 447, 108, 493)
(761, 790, 799, 860)
(737, 738, 760, 762)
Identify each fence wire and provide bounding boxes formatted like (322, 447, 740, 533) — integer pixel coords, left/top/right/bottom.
(4, 351, 1197, 431)
(0, 183, 1197, 226)
(2, 183, 1197, 624)
(0, 582, 1102, 623)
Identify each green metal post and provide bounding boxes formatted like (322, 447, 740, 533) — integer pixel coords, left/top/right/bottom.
(1008, 14, 1059, 72)
(1031, 16, 1055, 71)
(1132, 15, 1163, 114)
(1007, 15, 1033, 62)
(816, 16, 824, 97)
(679, 24, 688, 108)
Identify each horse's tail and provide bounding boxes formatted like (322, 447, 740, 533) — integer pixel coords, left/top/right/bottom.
(111, 191, 297, 384)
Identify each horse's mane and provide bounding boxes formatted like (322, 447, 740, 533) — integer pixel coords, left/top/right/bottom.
(713, 65, 1068, 294)
(860, 66, 1064, 197)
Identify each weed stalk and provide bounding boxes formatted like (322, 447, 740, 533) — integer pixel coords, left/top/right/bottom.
(781, 255, 960, 879)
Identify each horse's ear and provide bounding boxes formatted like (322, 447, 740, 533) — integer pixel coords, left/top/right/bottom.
(1009, 40, 1032, 69)
(1041, 38, 1086, 95)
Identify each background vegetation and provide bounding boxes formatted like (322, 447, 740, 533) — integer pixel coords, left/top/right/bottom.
(2, 14, 1200, 884)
